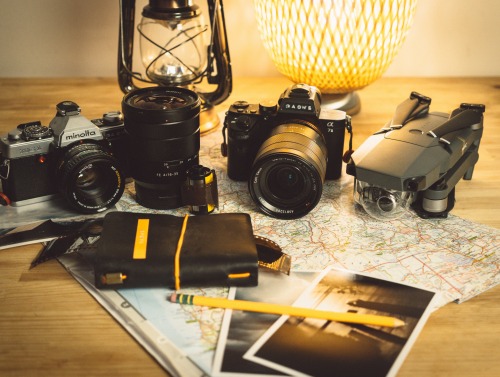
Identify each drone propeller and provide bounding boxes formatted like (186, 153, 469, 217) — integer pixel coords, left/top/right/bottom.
(376, 92, 431, 134)
(392, 92, 432, 127)
(427, 105, 484, 144)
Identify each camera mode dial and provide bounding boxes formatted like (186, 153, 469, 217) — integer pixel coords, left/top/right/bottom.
(232, 101, 249, 111)
(235, 115, 252, 130)
(103, 111, 123, 125)
(259, 100, 278, 113)
(21, 122, 52, 141)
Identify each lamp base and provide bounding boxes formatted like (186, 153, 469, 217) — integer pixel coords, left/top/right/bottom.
(321, 92, 361, 115)
(200, 103, 220, 135)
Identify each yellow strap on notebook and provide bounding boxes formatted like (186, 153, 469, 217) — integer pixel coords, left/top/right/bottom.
(228, 272, 251, 279)
(133, 219, 150, 259)
(174, 214, 190, 291)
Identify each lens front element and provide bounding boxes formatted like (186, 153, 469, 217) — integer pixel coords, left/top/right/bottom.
(267, 165, 305, 200)
(354, 180, 415, 220)
(249, 122, 327, 219)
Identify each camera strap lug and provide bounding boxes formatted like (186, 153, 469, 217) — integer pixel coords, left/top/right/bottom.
(342, 115, 355, 163)
(0, 159, 10, 180)
(221, 121, 228, 157)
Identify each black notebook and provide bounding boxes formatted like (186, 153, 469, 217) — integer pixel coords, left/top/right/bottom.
(94, 212, 259, 289)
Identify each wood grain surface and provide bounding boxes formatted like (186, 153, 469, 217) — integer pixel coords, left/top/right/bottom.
(0, 77, 499, 376)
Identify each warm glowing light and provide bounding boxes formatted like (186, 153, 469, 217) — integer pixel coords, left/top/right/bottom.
(254, 0, 418, 93)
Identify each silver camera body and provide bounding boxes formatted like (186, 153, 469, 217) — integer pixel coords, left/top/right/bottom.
(0, 101, 126, 213)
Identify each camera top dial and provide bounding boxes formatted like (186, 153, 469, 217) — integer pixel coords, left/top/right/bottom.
(20, 122, 53, 141)
(22, 125, 50, 140)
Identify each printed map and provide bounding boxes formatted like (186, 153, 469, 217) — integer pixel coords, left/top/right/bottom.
(117, 130, 500, 306)
(109, 129, 500, 375)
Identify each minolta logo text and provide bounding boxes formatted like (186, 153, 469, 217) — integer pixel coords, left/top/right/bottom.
(64, 129, 97, 141)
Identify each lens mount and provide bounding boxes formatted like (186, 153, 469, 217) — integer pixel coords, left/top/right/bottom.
(57, 143, 125, 213)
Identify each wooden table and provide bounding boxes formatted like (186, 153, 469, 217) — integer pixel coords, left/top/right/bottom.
(1, 77, 499, 376)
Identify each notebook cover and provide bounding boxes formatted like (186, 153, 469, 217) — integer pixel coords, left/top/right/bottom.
(94, 212, 258, 289)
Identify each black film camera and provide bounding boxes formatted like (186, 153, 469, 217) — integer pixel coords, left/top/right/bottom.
(221, 83, 352, 219)
(0, 101, 127, 213)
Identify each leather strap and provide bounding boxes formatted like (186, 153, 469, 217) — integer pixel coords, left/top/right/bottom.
(254, 235, 291, 275)
(174, 215, 190, 290)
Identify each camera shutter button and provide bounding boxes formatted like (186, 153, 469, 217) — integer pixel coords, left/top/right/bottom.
(8, 130, 21, 141)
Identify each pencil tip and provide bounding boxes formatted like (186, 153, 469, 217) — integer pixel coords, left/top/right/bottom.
(394, 319, 406, 328)
(169, 293, 177, 303)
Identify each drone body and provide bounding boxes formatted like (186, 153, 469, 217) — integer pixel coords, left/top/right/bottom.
(347, 92, 485, 219)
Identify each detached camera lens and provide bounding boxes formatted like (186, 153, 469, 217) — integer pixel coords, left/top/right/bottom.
(248, 122, 327, 219)
(122, 87, 201, 209)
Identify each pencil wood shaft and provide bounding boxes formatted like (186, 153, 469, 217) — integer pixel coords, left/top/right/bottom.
(170, 293, 405, 328)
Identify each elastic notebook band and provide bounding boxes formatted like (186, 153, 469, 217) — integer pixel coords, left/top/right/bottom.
(174, 214, 190, 291)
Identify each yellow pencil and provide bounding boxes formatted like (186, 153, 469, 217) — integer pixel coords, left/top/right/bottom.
(169, 293, 405, 328)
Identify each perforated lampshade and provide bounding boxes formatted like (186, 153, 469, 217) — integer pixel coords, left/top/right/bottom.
(254, 0, 418, 113)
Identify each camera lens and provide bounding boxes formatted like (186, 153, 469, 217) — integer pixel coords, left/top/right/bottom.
(267, 166, 304, 200)
(58, 143, 125, 213)
(248, 122, 327, 219)
(354, 180, 415, 220)
(122, 87, 201, 209)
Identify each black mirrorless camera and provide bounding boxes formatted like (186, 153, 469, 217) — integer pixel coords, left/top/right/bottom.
(222, 83, 351, 219)
(0, 101, 127, 213)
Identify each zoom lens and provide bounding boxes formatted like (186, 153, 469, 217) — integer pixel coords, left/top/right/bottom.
(122, 87, 201, 209)
(58, 143, 125, 213)
(248, 122, 327, 219)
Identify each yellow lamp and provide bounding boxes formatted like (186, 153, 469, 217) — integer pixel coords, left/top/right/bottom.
(254, 0, 418, 114)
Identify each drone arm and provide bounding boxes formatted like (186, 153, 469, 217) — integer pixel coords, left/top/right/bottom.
(427, 105, 484, 142)
(413, 148, 479, 218)
(391, 92, 431, 127)
(375, 92, 431, 134)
